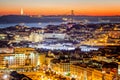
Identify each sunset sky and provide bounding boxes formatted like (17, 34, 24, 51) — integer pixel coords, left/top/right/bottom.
(0, 0, 120, 16)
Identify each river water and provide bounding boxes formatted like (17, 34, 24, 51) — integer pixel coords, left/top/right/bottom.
(0, 22, 62, 28)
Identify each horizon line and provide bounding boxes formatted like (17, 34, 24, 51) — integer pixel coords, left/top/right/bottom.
(0, 14, 120, 17)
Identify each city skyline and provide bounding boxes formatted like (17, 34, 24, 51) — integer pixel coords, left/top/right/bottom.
(0, 0, 120, 16)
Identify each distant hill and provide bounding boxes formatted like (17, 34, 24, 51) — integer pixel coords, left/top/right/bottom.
(0, 15, 63, 23)
(0, 15, 120, 23)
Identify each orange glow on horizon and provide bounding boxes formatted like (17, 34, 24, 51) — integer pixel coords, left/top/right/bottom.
(0, 0, 120, 16)
(0, 7, 120, 16)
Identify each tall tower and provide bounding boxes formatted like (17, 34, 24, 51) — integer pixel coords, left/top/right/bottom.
(20, 8, 24, 15)
(71, 10, 74, 23)
(71, 10, 74, 16)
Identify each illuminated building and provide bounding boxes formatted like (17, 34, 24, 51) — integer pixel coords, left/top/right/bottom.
(45, 56, 54, 65)
(44, 33, 66, 40)
(0, 48, 42, 70)
(29, 32, 44, 42)
(118, 64, 120, 79)
(29, 41, 75, 50)
(50, 59, 84, 77)
(70, 64, 113, 80)
(14, 35, 29, 42)
(108, 30, 120, 43)
(80, 45, 99, 52)
(14, 48, 38, 66)
(51, 61, 70, 76)
(14, 31, 30, 42)
(0, 34, 7, 40)
(38, 53, 46, 65)
(29, 32, 66, 42)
